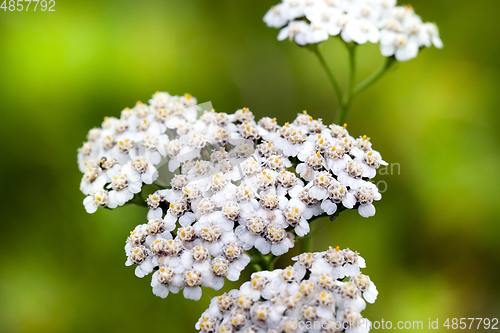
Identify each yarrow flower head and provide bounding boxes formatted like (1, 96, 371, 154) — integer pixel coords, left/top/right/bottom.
(77, 92, 387, 301)
(264, 0, 443, 61)
(75, 0, 443, 326)
(196, 247, 377, 333)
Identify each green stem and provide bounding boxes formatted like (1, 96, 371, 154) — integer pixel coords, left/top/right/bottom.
(252, 263, 263, 272)
(129, 193, 148, 207)
(299, 213, 328, 253)
(248, 249, 277, 271)
(268, 255, 279, 271)
(310, 44, 344, 117)
(311, 41, 397, 125)
(301, 235, 312, 253)
(338, 43, 357, 125)
(352, 56, 397, 98)
(150, 183, 165, 191)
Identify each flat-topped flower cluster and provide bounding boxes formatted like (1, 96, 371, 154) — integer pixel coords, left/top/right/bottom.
(196, 247, 377, 333)
(77, 92, 386, 300)
(76, 0, 443, 325)
(264, 0, 443, 61)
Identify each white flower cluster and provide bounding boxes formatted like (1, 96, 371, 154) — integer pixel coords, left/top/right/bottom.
(125, 220, 250, 301)
(196, 247, 377, 333)
(264, 0, 443, 61)
(78, 92, 386, 301)
(77, 92, 198, 213)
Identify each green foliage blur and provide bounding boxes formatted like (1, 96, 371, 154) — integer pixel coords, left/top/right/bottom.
(1, 0, 499, 332)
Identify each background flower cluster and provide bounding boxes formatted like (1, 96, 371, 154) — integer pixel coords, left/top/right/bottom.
(264, 0, 442, 61)
(196, 247, 377, 333)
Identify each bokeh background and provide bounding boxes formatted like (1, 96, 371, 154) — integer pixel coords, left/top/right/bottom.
(1, 0, 499, 332)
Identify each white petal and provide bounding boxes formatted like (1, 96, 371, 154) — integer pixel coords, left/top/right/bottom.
(211, 277, 225, 290)
(380, 44, 395, 57)
(363, 285, 378, 303)
(183, 286, 202, 301)
(179, 212, 195, 226)
(342, 193, 356, 209)
(254, 237, 271, 255)
(83, 197, 98, 213)
(271, 241, 290, 256)
(135, 265, 146, 278)
(321, 199, 337, 215)
(358, 203, 376, 218)
(152, 284, 170, 298)
(147, 208, 163, 220)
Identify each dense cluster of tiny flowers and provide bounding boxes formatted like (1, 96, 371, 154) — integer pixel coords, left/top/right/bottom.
(77, 92, 197, 213)
(125, 221, 250, 300)
(196, 247, 377, 333)
(78, 92, 386, 300)
(264, 0, 443, 61)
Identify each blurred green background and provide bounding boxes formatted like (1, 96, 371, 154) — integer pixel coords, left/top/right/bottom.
(1, 0, 499, 332)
